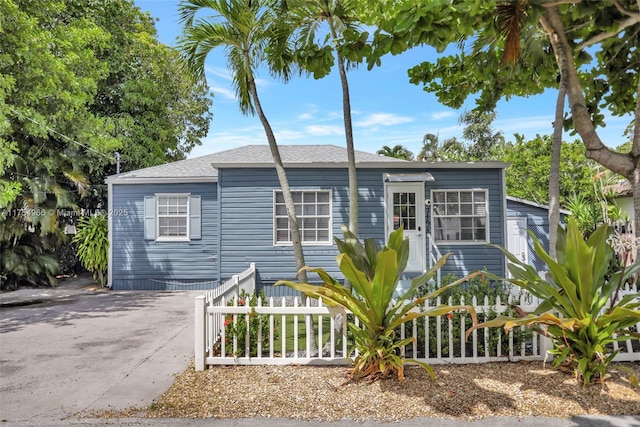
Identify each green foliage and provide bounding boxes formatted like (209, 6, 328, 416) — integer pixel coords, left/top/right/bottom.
(0, 225, 60, 291)
(470, 217, 640, 385)
(0, 0, 211, 287)
(214, 290, 273, 357)
(277, 225, 479, 382)
(73, 215, 108, 286)
(503, 135, 596, 207)
(377, 144, 414, 160)
(408, 274, 530, 358)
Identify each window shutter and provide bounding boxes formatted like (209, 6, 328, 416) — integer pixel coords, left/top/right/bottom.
(189, 195, 201, 240)
(144, 196, 156, 240)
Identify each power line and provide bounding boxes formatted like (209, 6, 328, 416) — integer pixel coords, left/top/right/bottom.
(7, 107, 116, 161)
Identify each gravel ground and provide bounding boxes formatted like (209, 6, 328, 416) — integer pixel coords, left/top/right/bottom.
(100, 361, 640, 422)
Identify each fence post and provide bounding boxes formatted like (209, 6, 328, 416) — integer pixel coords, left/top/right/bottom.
(195, 295, 206, 371)
(249, 262, 256, 294)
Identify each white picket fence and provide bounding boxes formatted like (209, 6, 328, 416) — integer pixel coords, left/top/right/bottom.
(194, 275, 640, 371)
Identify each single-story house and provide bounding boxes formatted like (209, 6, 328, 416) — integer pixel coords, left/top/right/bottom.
(106, 144, 549, 294)
(505, 196, 570, 274)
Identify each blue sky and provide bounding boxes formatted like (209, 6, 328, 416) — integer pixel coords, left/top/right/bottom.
(136, 0, 632, 159)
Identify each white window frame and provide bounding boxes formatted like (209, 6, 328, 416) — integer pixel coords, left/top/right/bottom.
(155, 193, 190, 242)
(273, 189, 333, 246)
(431, 189, 489, 244)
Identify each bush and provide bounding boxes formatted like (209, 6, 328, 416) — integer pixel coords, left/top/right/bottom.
(276, 225, 480, 382)
(214, 289, 273, 357)
(469, 218, 640, 385)
(72, 215, 108, 286)
(404, 274, 531, 358)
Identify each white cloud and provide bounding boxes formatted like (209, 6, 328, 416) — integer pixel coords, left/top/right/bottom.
(210, 85, 236, 100)
(495, 115, 554, 133)
(274, 129, 306, 141)
(355, 113, 414, 128)
(430, 111, 456, 121)
(204, 66, 232, 81)
(305, 125, 344, 136)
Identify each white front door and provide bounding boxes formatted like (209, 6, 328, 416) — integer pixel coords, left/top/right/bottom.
(386, 183, 426, 272)
(506, 218, 528, 276)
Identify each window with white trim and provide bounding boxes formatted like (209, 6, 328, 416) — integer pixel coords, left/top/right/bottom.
(274, 190, 332, 245)
(432, 190, 488, 242)
(157, 194, 189, 240)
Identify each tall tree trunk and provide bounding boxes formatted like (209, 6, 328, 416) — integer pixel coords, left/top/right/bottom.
(549, 72, 566, 259)
(249, 78, 317, 356)
(632, 77, 640, 261)
(248, 79, 308, 284)
(542, 7, 639, 248)
(332, 26, 358, 236)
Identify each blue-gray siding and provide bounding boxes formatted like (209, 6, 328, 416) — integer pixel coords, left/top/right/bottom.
(111, 183, 218, 290)
(506, 199, 560, 272)
(218, 167, 506, 294)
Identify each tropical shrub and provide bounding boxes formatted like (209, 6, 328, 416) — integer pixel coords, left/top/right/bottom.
(469, 217, 640, 385)
(0, 227, 59, 290)
(214, 289, 272, 357)
(72, 214, 108, 286)
(276, 225, 480, 382)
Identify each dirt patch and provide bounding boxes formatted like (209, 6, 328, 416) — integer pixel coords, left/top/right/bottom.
(95, 361, 640, 422)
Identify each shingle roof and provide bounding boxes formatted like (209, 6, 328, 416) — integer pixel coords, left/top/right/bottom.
(107, 144, 405, 182)
(107, 153, 220, 182)
(211, 144, 404, 164)
(107, 144, 508, 183)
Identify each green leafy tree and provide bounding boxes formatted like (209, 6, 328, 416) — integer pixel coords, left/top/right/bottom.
(471, 218, 640, 385)
(417, 133, 465, 162)
(73, 215, 108, 286)
(0, 0, 212, 288)
(63, 0, 212, 210)
(377, 144, 413, 160)
(0, 0, 113, 287)
(458, 111, 505, 161)
(277, 225, 480, 382)
(503, 135, 595, 206)
(357, 0, 639, 257)
(179, 0, 308, 283)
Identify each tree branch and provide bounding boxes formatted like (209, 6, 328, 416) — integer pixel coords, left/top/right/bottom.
(577, 14, 640, 50)
(610, 0, 637, 17)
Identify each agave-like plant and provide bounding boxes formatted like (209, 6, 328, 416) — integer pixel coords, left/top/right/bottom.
(276, 225, 479, 382)
(468, 217, 640, 385)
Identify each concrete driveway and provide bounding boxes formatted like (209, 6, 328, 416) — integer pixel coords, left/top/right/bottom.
(0, 288, 199, 425)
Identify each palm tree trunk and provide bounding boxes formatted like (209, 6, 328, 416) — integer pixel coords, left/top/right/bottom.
(549, 72, 566, 259)
(247, 79, 308, 284)
(332, 26, 358, 236)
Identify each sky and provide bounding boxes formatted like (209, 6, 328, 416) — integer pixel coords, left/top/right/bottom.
(135, 0, 632, 159)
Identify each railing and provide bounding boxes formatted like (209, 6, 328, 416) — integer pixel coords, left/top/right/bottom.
(195, 263, 256, 371)
(196, 269, 640, 370)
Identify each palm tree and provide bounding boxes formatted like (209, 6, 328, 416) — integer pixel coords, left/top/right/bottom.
(278, 0, 362, 235)
(493, 2, 562, 257)
(417, 134, 439, 161)
(417, 133, 465, 162)
(178, 0, 308, 283)
(377, 144, 413, 160)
